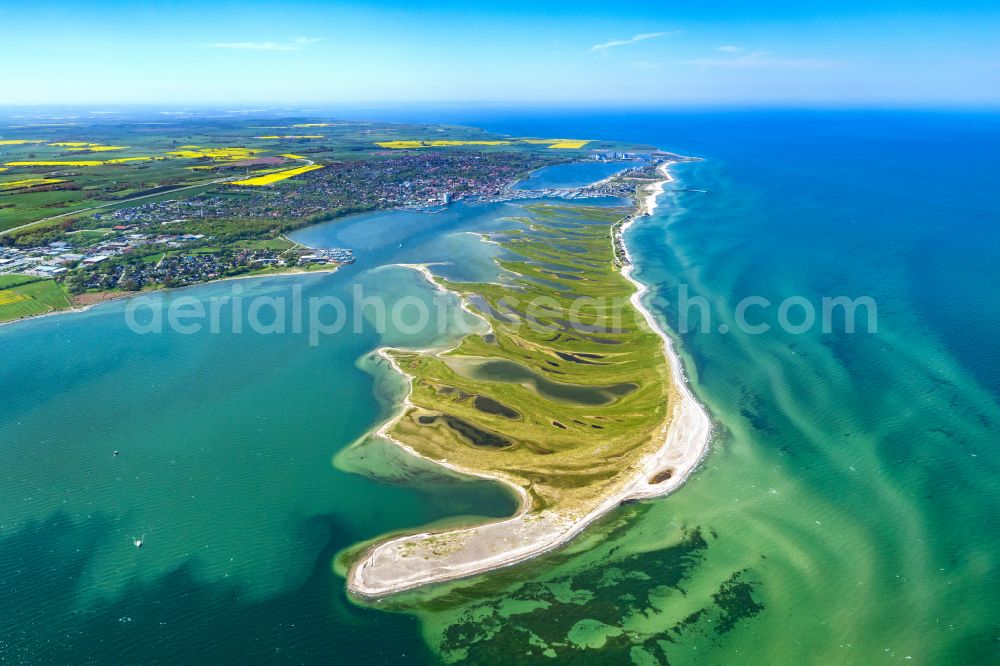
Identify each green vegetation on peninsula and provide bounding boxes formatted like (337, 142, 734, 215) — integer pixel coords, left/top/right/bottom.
(347, 199, 708, 596)
(393, 205, 675, 511)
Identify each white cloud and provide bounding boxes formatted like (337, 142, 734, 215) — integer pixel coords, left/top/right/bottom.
(589, 32, 674, 54)
(208, 37, 324, 51)
(684, 50, 835, 70)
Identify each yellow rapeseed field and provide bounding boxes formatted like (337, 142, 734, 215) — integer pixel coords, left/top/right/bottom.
(376, 140, 513, 149)
(49, 142, 128, 151)
(0, 291, 30, 306)
(230, 164, 324, 186)
(74, 145, 127, 152)
(0, 178, 66, 190)
(49, 142, 129, 152)
(280, 154, 307, 160)
(168, 146, 261, 161)
(376, 138, 591, 149)
(546, 140, 591, 149)
(5, 160, 105, 167)
(520, 138, 592, 149)
(4, 157, 152, 166)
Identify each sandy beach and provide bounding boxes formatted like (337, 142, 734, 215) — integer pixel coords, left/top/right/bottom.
(346, 160, 713, 597)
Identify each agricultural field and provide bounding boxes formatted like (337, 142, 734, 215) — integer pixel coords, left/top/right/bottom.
(0, 113, 652, 305)
(376, 138, 592, 149)
(230, 164, 324, 186)
(0, 275, 72, 323)
(1, 178, 65, 191)
(0, 114, 646, 233)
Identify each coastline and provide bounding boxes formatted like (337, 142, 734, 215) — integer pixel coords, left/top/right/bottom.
(0, 264, 340, 330)
(4, 157, 713, 599)
(345, 159, 713, 598)
(640, 161, 674, 215)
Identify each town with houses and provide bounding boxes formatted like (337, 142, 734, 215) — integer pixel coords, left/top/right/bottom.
(0, 225, 354, 293)
(0, 149, 664, 300)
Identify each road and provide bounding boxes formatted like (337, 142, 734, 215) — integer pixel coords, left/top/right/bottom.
(0, 155, 315, 237)
(0, 177, 233, 237)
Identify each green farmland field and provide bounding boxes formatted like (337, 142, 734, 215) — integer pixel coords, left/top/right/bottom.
(0, 276, 72, 323)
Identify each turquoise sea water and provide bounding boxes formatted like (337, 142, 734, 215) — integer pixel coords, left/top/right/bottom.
(2, 111, 998, 663)
(0, 204, 523, 662)
(512, 159, 638, 190)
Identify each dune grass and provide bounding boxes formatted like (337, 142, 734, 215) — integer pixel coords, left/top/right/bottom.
(385, 203, 675, 518)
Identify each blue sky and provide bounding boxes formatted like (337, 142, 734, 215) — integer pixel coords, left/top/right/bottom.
(2, 0, 998, 107)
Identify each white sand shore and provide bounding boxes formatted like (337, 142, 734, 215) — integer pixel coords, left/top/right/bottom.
(640, 162, 674, 216)
(461, 231, 502, 246)
(346, 161, 712, 598)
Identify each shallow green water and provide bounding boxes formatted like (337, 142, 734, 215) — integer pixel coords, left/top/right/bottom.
(0, 204, 523, 662)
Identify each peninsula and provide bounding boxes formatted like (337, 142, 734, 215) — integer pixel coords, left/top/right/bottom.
(347, 158, 712, 596)
(1, 113, 712, 599)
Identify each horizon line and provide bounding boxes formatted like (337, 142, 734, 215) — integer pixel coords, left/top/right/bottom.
(2, 101, 1000, 112)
